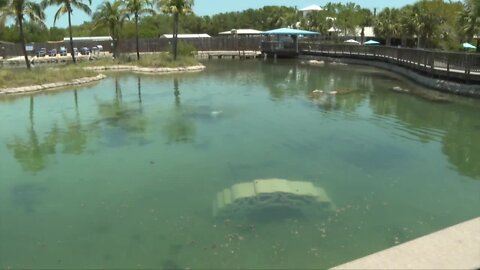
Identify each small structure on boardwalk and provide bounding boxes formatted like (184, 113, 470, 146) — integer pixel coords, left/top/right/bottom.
(213, 178, 333, 217)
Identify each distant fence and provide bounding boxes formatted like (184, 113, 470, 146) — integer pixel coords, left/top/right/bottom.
(261, 41, 480, 84)
(117, 36, 263, 53)
(0, 36, 263, 59)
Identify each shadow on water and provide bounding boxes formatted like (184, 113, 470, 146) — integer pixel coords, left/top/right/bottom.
(11, 182, 47, 213)
(161, 259, 182, 270)
(245, 206, 306, 223)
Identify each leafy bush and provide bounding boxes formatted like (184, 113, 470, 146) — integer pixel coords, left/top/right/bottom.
(172, 41, 197, 57)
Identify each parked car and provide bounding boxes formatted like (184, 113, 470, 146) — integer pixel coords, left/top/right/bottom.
(36, 48, 46, 57)
(59, 47, 67, 56)
(73, 47, 79, 55)
(80, 47, 90, 55)
(48, 48, 57, 57)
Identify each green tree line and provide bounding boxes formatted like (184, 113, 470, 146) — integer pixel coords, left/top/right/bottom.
(2, 0, 480, 49)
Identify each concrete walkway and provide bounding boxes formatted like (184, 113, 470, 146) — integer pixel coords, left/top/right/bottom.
(332, 217, 480, 269)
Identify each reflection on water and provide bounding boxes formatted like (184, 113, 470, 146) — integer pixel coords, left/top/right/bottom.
(7, 96, 59, 172)
(0, 60, 479, 269)
(162, 77, 196, 144)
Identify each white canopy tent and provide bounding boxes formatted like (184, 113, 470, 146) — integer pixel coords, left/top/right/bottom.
(344, 39, 360, 44)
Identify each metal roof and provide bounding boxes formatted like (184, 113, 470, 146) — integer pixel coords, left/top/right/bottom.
(63, 36, 113, 41)
(218, 29, 263, 35)
(299, 4, 323, 11)
(263, 28, 319, 36)
(160, 34, 211, 38)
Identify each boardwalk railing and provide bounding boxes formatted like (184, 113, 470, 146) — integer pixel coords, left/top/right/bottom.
(261, 41, 480, 83)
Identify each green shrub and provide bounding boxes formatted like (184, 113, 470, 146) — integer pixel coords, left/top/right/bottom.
(173, 41, 197, 57)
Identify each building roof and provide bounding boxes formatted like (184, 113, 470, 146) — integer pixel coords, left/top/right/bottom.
(299, 4, 323, 11)
(160, 34, 211, 39)
(63, 36, 113, 42)
(263, 28, 319, 36)
(219, 29, 263, 35)
(328, 27, 341, 32)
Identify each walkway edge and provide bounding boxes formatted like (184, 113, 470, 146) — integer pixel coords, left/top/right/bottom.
(331, 217, 480, 269)
(300, 55, 480, 98)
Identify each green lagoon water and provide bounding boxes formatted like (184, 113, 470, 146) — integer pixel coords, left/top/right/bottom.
(0, 60, 479, 269)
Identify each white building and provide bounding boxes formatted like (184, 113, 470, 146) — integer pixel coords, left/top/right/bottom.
(299, 4, 323, 17)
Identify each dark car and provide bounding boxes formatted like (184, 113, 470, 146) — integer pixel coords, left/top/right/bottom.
(48, 48, 57, 57)
(36, 48, 46, 57)
(59, 47, 67, 56)
(80, 47, 90, 55)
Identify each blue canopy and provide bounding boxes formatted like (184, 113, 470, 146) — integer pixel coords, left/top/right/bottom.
(263, 28, 320, 36)
(463, 42, 476, 49)
(364, 40, 380, 45)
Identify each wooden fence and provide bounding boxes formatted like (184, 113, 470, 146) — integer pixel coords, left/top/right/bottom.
(117, 36, 263, 53)
(1, 36, 263, 59)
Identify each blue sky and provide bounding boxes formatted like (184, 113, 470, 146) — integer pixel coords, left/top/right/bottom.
(46, 0, 417, 28)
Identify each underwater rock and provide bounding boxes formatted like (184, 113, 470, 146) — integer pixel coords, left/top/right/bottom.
(11, 182, 47, 213)
(210, 110, 223, 117)
(308, 60, 325, 66)
(335, 89, 356, 95)
(391, 86, 410, 93)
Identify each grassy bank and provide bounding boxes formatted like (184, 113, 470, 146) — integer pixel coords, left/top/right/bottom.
(76, 53, 200, 68)
(0, 67, 98, 89)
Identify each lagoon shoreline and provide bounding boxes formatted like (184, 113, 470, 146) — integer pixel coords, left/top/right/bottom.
(0, 64, 206, 96)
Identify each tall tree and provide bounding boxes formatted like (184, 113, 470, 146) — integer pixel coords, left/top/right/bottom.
(0, 0, 45, 69)
(41, 0, 91, 64)
(92, 0, 127, 59)
(157, 0, 193, 60)
(125, 0, 155, 60)
(358, 8, 373, 44)
(461, 0, 480, 50)
(337, 2, 361, 37)
(375, 8, 401, 46)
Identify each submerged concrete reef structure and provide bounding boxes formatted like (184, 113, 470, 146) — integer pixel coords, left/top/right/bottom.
(213, 178, 333, 217)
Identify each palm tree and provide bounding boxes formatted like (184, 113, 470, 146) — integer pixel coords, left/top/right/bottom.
(92, 0, 127, 59)
(375, 8, 400, 46)
(41, 0, 91, 64)
(461, 0, 480, 51)
(157, 0, 194, 61)
(0, 0, 45, 69)
(358, 8, 373, 44)
(125, 0, 155, 60)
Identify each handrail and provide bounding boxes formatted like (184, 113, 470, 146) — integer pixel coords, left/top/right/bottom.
(261, 41, 480, 84)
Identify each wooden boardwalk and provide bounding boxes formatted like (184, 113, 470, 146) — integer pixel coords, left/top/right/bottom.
(261, 42, 480, 84)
